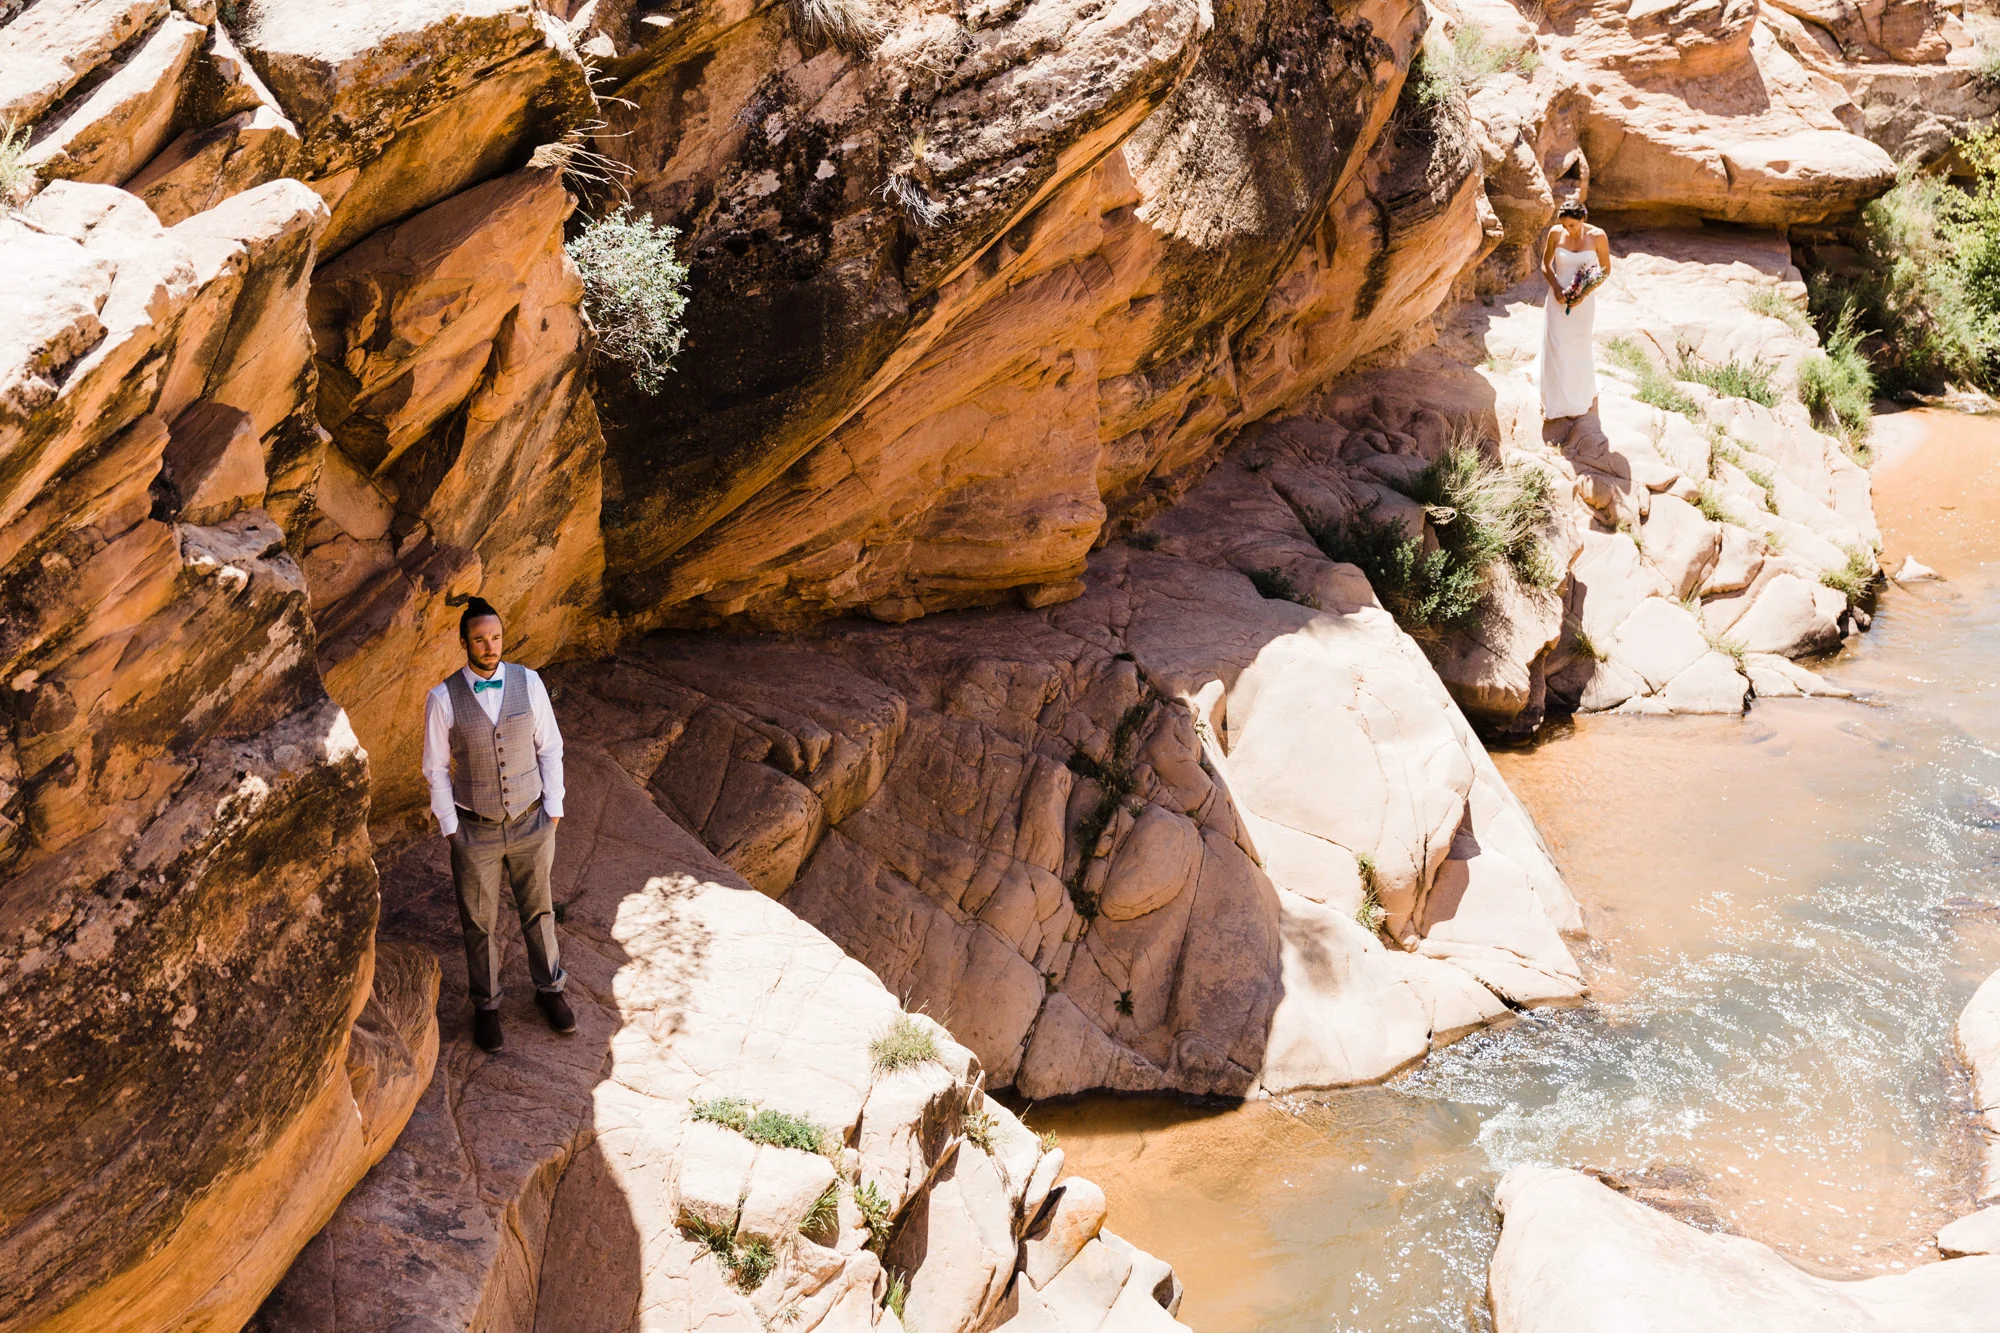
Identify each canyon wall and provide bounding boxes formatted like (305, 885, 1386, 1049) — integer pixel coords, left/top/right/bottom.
(0, 0, 1991, 1327)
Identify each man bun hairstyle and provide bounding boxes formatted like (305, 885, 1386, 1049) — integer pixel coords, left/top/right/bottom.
(1557, 200, 1588, 219)
(459, 596, 502, 640)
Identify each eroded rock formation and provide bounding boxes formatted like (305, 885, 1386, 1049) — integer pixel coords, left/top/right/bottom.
(0, 0, 1985, 1325)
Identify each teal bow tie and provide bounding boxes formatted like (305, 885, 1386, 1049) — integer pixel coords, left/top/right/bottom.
(472, 677, 503, 693)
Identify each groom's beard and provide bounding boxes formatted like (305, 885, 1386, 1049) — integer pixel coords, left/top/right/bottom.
(468, 650, 500, 674)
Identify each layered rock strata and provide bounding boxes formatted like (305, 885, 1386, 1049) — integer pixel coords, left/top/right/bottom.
(0, 0, 1978, 1326)
(0, 179, 436, 1331)
(255, 745, 1186, 1333)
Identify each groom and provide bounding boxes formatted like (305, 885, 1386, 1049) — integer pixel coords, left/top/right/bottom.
(420, 597, 575, 1053)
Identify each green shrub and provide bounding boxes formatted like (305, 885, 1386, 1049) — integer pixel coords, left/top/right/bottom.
(1693, 484, 1733, 524)
(870, 1015, 938, 1072)
(1806, 152, 2000, 395)
(1796, 305, 1876, 455)
(567, 205, 690, 393)
(1669, 342, 1778, 407)
(1307, 444, 1559, 641)
(1413, 24, 1539, 106)
(962, 1105, 999, 1151)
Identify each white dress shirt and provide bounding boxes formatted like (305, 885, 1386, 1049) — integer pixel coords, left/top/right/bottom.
(421, 663, 565, 836)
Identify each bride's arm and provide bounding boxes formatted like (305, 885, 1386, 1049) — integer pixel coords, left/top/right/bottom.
(1593, 228, 1612, 280)
(1540, 228, 1562, 297)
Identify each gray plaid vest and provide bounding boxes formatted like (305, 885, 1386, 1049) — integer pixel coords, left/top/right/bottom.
(444, 665, 543, 820)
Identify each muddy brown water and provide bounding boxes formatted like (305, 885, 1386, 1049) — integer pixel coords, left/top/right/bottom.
(1025, 410, 2000, 1330)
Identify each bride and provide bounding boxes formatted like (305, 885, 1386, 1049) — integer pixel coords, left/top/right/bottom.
(1537, 200, 1612, 420)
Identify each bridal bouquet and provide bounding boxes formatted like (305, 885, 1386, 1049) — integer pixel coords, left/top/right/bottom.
(1560, 265, 1605, 314)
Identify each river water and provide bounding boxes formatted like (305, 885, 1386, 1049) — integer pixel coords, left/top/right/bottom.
(1026, 410, 2000, 1330)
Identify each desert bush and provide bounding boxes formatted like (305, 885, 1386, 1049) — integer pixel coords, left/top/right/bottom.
(1807, 151, 2000, 395)
(566, 205, 690, 393)
(1308, 441, 1559, 641)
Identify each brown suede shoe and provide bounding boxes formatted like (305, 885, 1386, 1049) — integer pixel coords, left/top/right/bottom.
(536, 990, 577, 1035)
(473, 1007, 504, 1053)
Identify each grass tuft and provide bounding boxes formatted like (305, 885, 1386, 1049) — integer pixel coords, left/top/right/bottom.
(796, 0, 884, 48)
(885, 1272, 909, 1321)
(800, 1182, 841, 1241)
(871, 1014, 939, 1072)
(1569, 619, 1608, 663)
(1604, 337, 1703, 416)
(567, 206, 690, 394)
(1669, 341, 1778, 407)
(1693, 483, 1733, 525)
(1745, 284, 1816, 337)
(1821, 546, 1877, 604)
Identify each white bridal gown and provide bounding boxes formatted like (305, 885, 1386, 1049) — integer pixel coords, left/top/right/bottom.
(1539, 245, 1601, 419)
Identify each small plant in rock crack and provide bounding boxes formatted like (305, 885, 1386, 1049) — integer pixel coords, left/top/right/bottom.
(566, 205, 690, 394)
(1037, 1129, 1060, 1153)
(854, 1180, 894, 1252)
(800, 1182, 841, 1242)
(1248, 565, 1319, 608)
(0, 120, 33, 208)
(1064, 701, 1152, 921)
(870, 1014, 939, 1072)
(962, 1105, 999, 1152)
(684, 1219, 776, 1291)
(1115, 989, 1135, 1016)
(1569, 620, 1608, 664)
(884, 1272, 909, 1321)
(1354, 852, 1389, 933)
(1705, 630, 1748, 665)
(1693, 483, 1734, 525)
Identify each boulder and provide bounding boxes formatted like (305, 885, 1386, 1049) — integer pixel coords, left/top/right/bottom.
(1490, 1166, 2000, 1333)
(255, 745, 1185, 1333)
